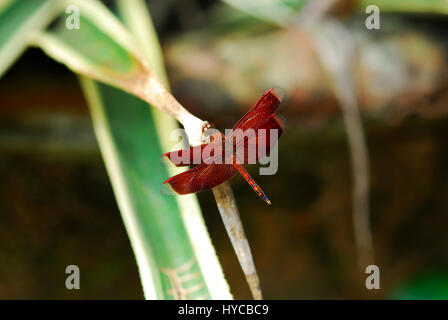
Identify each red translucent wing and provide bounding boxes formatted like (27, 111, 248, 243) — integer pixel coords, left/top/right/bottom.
(162, 143, 222, 167)
(234, 112, 286, 163)
(162, 131, 225, 167)
(231, 88, 284, 134)
(162, 163, 235, 195)
(255, 113, 285, 160)
(253, 112, 285, 157)
(261, 112, 285, 133)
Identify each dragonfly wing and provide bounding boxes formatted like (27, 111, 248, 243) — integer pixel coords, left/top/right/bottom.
(162, 141, 226, 167)
(231, 87, 284, 133)
(162, 163, 235, 195)
(253, 112, 285, 160)
(233, 112, 286, 163)
(161, 144, 208, 167)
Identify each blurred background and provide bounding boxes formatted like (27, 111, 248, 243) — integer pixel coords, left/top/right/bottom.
(1, 0, 448, 299)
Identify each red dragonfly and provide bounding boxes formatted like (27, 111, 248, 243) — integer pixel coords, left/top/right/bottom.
(161, 88, 285, 204)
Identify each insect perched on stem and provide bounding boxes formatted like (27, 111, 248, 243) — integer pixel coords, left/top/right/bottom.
(161, 88, 285, 204)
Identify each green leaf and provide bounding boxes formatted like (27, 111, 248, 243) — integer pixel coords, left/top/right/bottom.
(115, 0, 232, 300)
(0, 0, 59, 77)
(393, 272, 448, 300)
(30, 0, 152, 99)
(359, 0, 448, 15)
(80, 78, 214, 300)
(31, 0, 206, 136)
(29, 0, 232, 299)
(222, 0, 303, 26)
(225, 0, 448, 21)
(1, 0, 231, 299)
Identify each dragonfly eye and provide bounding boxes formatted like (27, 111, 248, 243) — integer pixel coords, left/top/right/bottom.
(201, 122, 215, 133)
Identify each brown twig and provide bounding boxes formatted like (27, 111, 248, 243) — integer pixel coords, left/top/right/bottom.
(212, 182, 263, 300)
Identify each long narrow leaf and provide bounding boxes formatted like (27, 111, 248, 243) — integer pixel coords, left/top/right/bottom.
(81, 78, 211, 299)
(116, 0, 232, 300)
(27, 0, 228, 299)
(30, 0, 204, 137)
(0, 0, 59, 77)
(359, 0, 448, 15)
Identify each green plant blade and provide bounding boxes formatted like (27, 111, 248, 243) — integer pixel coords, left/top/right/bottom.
(222, 0, 304, 26)
(1, 0, 232, 299)
(0, 0, 58, 77)
(116, 0, 232, 300)
(26, 0, 230, 299)
(31, 0, 206, 139)
(118, 0, 257, 299)
(81, 78, 213, 299)
(223, 0, 448, 26)
(30, 0, 151, 99)
(392, 272, 448, 300)
(359, 0, 448, 15)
